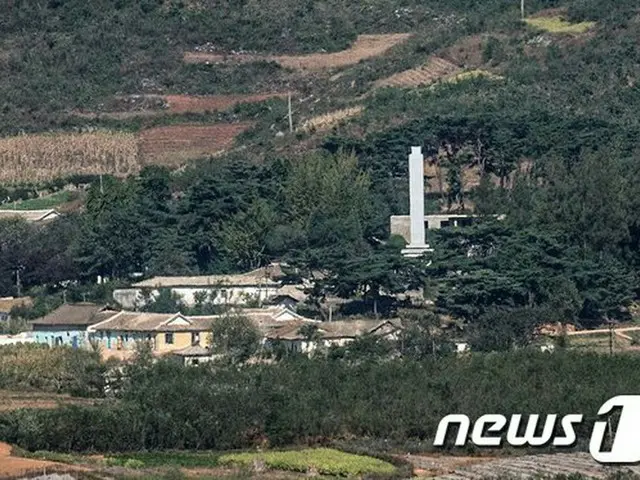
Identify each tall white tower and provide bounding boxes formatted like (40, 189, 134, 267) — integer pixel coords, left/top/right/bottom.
(401, 146, 433, 257)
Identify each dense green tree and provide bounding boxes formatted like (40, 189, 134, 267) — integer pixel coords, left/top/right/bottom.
(209, 312, 261, 364)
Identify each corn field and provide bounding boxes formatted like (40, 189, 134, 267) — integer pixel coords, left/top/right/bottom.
(0, 131, 140, 183)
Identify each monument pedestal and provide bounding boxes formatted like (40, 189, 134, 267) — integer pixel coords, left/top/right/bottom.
(401, 244, 433, 258)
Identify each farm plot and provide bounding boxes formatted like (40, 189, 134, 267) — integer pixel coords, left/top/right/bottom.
(163, 93, 287, 114)
(0, 131, 139, 183)
(524, 16, 595, 34)
(412, 452, 633, 479)
(76, 93, 287, 119)
(184, 34, 412, 71)
(0, 390, 97, 412)
(137, 122, 252, 166)
(301, 106, 363, 133)
(0, 122, 250, 182)
(374, 57, 461, 88)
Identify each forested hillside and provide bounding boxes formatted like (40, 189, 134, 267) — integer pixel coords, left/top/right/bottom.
(1, 0, 640, 340)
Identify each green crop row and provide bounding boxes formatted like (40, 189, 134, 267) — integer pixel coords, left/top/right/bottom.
(218, 448, 396, 476)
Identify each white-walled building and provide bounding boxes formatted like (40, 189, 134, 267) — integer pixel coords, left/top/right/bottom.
(113, 265, 301, 309)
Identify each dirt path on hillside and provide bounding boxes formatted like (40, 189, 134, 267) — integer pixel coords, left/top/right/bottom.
(184, 34, 411, 70)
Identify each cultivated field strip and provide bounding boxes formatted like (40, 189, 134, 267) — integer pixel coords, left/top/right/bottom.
(418, 453, 626, 479)
(0, 131, 139, 182)
(375, 56, 461, 88)
(302, 106, 364, 132)
(137, 123, 252, 165)
(184, 34, 412, 71)
(0, 122, 251, 182)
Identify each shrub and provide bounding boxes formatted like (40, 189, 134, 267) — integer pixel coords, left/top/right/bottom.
(123, 458, 145, 469)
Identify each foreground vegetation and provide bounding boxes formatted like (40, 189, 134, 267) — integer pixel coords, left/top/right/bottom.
(0, 350, 637, 453)
(0, 344, 106, 397)
(218, 449, 396, 476)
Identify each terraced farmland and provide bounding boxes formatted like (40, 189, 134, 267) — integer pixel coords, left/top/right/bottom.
(302, 106, 363, 132)
(184, 34, 412, 71)
(374, 57, 461, 88)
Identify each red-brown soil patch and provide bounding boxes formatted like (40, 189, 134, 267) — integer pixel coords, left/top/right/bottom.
(441, 34, 497, 68)
(75, 93, 286, 119)
(0, 390, 98, 413)
(138, 122, 252, 165)
(164, 93, 287, 113)
(184, 34, 412, 71)
(0, 442, 84, 477)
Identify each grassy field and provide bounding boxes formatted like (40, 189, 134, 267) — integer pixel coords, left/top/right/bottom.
(25, 448, 397, 477)
(524, 17, 596, 34)
(219, 448, 397, 476)
(8, 191, 75, 210)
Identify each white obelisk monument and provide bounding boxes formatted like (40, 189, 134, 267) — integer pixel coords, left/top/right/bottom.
(401, 146, 433, 257)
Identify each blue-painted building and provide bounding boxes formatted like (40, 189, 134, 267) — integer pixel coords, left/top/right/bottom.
(30, 303, 119, 348)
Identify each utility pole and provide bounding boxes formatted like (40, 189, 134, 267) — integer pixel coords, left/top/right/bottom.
(99, 174, 104, 194)
(608, 320, 614, 356)
(521, 0, 525, 20)
(15, 268, 21, 297)
(287, 92, 293, 133)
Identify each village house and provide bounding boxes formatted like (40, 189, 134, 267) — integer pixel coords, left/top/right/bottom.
(30, 303, 119, 348)
(113, 263, 308, 309)
(87, 311, 213, 360)
(265, 318, 403, 355)
(0, 209, 61, 224)
(87, 305, 311, 361)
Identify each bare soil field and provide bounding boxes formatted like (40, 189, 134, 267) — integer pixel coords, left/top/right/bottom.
(374, 57, 461, 88)
(441, 35, 491, 68)
(0, 390, 97, 413)
(75, 93, 287, 119)
(0, 442, 83, 478)
(164, 93, 287, 114)
(184, 34, 412, 71)
(138, 122, 252, 166)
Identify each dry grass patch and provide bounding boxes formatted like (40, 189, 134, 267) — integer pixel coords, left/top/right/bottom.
(443, 69, 504, 84)
(302, 106, 363, 133)
(184, 34, 412, 71)
(524, 16, 596, 34)
(0, 130, 139, 183)
(375, 56, 461, 88)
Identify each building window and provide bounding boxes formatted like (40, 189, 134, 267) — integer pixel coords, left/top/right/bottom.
(165, 332, 174, 345)
(191, 332, 200, 346)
